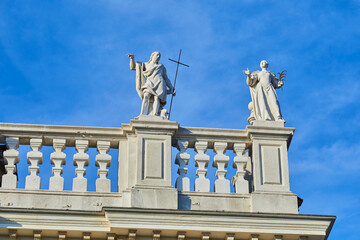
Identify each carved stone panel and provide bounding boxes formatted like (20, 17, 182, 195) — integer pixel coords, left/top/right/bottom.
(136, 134, 172, 187)
(252, 140, 290, 192)
(259, 144, 282, 185)
(143, 138, 164, 180)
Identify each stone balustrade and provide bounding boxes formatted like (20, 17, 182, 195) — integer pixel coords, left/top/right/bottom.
(0, 123, 123, 211)
(0, 119, 298, 214)
(0, 124, 119, 193)
(173, 127, 251, 194)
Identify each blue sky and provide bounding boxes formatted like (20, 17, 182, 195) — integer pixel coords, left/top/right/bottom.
(1, 1, 360, 239)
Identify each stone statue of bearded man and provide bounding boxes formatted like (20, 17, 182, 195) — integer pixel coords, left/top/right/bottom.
(127, 52, 175, 117)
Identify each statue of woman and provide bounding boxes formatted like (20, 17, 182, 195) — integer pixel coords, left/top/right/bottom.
(243, 60, 284, 123)
(127, 52, 175, 116)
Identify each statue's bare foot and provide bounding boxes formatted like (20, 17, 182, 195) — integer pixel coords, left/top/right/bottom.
(277, 117, 286, 123)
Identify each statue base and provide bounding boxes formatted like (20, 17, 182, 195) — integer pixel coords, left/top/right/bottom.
(251, 120, 285, 128)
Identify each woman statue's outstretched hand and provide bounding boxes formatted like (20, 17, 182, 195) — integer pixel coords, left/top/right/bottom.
(243, 68, 251, 76)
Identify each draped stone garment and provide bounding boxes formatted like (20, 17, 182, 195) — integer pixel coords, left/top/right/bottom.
(135, 62, 172, 107)
(247, 71, 283, 121)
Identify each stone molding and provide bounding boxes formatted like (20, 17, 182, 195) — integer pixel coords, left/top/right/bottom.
(0, 208, 335, 240)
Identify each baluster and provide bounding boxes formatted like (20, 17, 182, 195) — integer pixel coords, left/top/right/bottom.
(25, 138, 43, 190)
(213, 142, 230, 193)
(0, 145, 7, 186)
(194, 141, 210, 192)
(232, 143, 250, 194)
(175, 140, 190, 191)
(73, 140, 89, 192)
(49, 139, 66, 191)
(96, 141, 111, 192)
(2, 137, 19, 189)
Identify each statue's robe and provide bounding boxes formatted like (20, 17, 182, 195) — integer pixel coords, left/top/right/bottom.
(135, 62, 172, 108)
(247, 71, 283, 121)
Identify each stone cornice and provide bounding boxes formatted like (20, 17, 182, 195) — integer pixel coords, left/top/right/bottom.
(0, 207, 335, 239)
(104, 207, 335, 238)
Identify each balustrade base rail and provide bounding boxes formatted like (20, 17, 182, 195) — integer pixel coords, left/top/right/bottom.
(0, 188, 122, 211)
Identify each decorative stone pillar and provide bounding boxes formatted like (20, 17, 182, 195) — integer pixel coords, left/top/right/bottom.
(73, 140, 89, 192)
(213, 142, 230, 193)
(251, 234, 259, 240)
(83, 232, 91, 240)
(175, 140, 190, 191)
(58, 231, 67, 240)
(34, 230, 42, 240)
(177, 232, 186, 240)
(232, 143, 250, 194)
(49, 139, 66, 191)
(128, 230, 136, 240)
(194, 141, 210, 192)
(2, 137, 19, 189)
(25, 138, 43, 190)
(247, 121, 298, 214)
(96, 141, 111, 192)
(9, 229, 17, 240)
(107, 233, 116, 240)
(201, 232, 210, 240)
(226, 233, 235, 240)
(153, 230, 161, 240)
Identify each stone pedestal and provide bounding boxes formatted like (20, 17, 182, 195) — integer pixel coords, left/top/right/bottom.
(120, 115, 179, 209)
(247, 120, 298, 214)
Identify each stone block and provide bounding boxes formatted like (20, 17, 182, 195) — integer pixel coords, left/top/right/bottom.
(251, 192, 298, 214)
(130, 186, 178, 209)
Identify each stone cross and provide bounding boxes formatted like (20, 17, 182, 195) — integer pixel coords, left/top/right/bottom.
(168, 49, 189, 119)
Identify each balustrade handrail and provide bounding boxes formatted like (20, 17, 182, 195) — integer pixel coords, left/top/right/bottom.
(0, 123, 125, 148)
(173, 126, 251, 150)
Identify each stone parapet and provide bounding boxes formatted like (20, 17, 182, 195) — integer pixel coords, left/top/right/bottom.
(0, 119, 297, 213)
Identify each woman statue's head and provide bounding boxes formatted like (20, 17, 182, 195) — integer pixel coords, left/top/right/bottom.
(260, 60, 269, 69)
